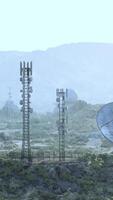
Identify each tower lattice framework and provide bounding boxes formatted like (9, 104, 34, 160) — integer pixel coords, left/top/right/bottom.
(20, 61, 33, 163)
(56, 89, 68, 161)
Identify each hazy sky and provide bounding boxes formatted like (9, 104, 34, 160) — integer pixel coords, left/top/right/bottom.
(0, 0, 113, 51)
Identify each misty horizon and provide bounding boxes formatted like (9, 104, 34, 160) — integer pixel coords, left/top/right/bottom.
(0, 42, 113, 112)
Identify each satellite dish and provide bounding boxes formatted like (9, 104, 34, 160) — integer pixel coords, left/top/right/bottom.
(97, 102, 113, 142)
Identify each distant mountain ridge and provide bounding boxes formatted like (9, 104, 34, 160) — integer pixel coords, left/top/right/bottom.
(0, 43, 113, 112)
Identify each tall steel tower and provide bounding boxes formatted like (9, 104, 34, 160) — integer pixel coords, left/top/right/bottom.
(56, 89, 68, 162)
(20, 61, 33, 163)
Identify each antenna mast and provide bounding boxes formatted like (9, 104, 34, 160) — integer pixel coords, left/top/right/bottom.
(56, 88, 68, 161)
(20, 61, 33, 163)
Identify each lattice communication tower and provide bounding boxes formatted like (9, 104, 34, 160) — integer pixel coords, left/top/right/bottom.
(56, 88, 68, 161)
(20, 61, 33, 163)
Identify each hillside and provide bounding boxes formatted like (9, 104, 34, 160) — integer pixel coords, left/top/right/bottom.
(0, 99, 111, 155)
(0, 43, 113, 112)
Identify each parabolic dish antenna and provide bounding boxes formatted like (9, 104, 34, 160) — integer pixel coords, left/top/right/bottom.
(97, 102, 113, 142)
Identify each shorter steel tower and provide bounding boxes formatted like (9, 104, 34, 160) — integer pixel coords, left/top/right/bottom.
(20, 61, 33, 163)
(56, 89, 68, 161)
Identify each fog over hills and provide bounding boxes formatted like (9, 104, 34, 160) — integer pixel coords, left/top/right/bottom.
(0, 43, 113, 112)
